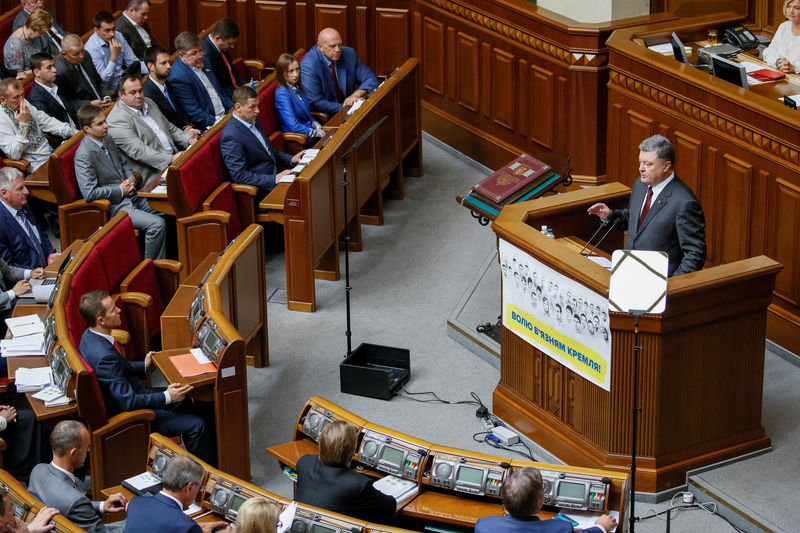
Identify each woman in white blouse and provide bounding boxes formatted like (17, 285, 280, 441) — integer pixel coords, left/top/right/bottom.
(763, 0, 800, 73)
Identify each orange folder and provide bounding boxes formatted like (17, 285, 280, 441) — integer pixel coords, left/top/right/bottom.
(169, 352, 216, 377)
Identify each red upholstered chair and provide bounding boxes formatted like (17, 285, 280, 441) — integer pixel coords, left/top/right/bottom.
(51, 132, 112, 249)
(167, 118, 257, 277)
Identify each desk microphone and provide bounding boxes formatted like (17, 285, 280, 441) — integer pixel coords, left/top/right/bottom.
(580, 211, 623, 256)
(584, 212, 624, 258)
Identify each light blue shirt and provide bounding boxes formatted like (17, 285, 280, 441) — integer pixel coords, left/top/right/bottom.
(84, 31, 146, 91)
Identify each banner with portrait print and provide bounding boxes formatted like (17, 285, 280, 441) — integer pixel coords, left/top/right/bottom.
(499, 239, 612, 391)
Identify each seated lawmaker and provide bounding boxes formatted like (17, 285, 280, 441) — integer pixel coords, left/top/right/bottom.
(300, 27, 378, 115)
(29, 420, 126, 533)
(4, 9, 51, 77)
(126, 454, 229, 533)
(75, 104, 167, 260)
(0, 166, 57, 270)
(78, 290, 215, 464)
(295, 420, 396, 524)
(28, 53, 76, 136)
(12, 0, 68, 57)
(474, 467, 616, 533)
(84, 11, 146, 92)
(55, 34, 112, 112)
(143, 46, 195, 132)
(115, 0, 157, 61)
(275, 53, 324, 147)
(107, 74, 195, 182)
(235, 498, 280, 533)
(220, 86, 304, 198)
(202, 18, 242, 99)
(762, 0, 800, 73)
(168, 31, 232, 130)
(0, 490, 59, 533)
(587, 134, 706, 277)
(0, 257, 43, 342)
(0, 77, 77, 172)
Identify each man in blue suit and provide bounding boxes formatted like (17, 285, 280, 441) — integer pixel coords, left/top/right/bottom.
(126, 454, 228, 533)
(0, 167, 58, 270)
(220, 86, 304, 199)
(168, 31, 232, 130)
(78, 290, 216, 465)
(300, 27, 379, 115)
(474, 467, 616, 533)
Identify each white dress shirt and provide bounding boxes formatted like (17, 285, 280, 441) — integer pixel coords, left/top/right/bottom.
(763, 21, 800, 71)
(123, 13, 152, 48)
(190, 65, 225, 119)
(120, 100, 175, 153)
(34, 81, 75, 127)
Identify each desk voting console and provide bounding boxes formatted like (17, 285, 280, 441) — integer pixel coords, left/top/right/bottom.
(0, 469, 83, 532)
(161, 224, 268, 367)
(108, 433, 416, 533)
(267, 397, 629, 530)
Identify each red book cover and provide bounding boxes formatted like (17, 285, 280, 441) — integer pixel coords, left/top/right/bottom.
(471, 154, 551, 203)
(751, 69, 785, 81)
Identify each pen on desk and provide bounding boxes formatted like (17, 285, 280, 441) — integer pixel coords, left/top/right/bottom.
(194, 510, 213, 519)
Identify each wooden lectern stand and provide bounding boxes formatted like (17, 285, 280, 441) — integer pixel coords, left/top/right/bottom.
(491, 183, 782, 494)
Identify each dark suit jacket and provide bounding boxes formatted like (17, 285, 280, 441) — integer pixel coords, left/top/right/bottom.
(115, 14, 157, 60)
(126, 492, 200, 533)
(614, 176, 706, 277)
(219, 116, 293, 196)
(54, 54, 110, 113)
(295, 454, 396, 524)
(79, 328, 167, 417)
(202, 35, 241, 99)
(300, 45, 379, 115)
(475, 515, 604, 533)
(143, 77, 190, 129)
(0, 202, 55, 270)
(27, 82, 76, 131)
(167, 57, 232, 130)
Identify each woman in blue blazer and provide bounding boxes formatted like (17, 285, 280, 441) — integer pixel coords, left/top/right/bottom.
(274, 53, 324, 148)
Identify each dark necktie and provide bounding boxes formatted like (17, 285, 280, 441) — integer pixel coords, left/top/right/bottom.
(18, 210, 45, 266)
(76, 63, 102, 100)
(329, 62, 345, 103)
(163, 85, 176, 111)
(638, 186, 653, 229)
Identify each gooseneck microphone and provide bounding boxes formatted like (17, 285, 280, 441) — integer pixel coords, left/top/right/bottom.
(584, 211, 624, 258)
(580, 210, 624, 256)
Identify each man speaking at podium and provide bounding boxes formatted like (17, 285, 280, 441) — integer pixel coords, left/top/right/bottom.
(587, 135, 706, 277)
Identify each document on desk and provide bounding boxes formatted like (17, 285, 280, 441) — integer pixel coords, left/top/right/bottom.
(647, 43, 690, 56)
(373, 475, 419, 502)
(169, 349, 216, 377)
(778, 94, 800, 104)
(300, 149, 319, 164)
(1, 333, 45, 356)
(14, 366, 52, 392)
(560, 510, 619, 532)
(346, 99, 364, 115)
(279, 174, 296, 183)
(277, 501, 296, 533)
(5, 314, 45, 337)
(149, 185, 167, 195)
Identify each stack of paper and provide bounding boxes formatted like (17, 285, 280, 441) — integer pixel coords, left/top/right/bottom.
(169, 348, 216, 377)
(31, 385, 71, 406)
(373, 475, 419, 502)
(14, 367, 52, 392)
(300, 149, 319, 164)
(1, 334, 45, 357)
(346, 99, 364, 115)
(149, 185, 168, 195)
(5, 315, 44, 337)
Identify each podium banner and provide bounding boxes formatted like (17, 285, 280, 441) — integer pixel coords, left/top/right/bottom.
(499, 239, 612, 391)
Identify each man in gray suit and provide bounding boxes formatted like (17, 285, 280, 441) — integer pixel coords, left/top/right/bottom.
(28, 420, 126, 533)
(75, 104, 166, 259)
(588, 134, 706, 277)
(107, 73, 196, 182)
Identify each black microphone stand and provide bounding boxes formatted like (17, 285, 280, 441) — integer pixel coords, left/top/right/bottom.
(339, 116, 387, 356)
(628, 309, 646, 533)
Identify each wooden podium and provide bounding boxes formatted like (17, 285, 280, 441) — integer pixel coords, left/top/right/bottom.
(491, 183, 782, 493)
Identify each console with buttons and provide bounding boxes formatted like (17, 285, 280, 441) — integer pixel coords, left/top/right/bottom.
(357, 425, 429, 482)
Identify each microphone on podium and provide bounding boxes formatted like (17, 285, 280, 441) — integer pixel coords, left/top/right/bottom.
(580, 210, 624, 256)
(584, 211, 625, 258)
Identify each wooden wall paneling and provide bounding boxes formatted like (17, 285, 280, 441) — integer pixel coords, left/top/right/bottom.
(85, 1, 114, 22)
(445, 25, 455, 100)
(544, 358, 562, 418)
(455, 31, 478, 112)
(355, 5, 368, 66)
(411, 10, 421, 59)
(704, 145, 720, 265)
(554, 75, 568, 152)
(421, 16, 443, 95)
(314, 3, 348, 42)
(718, 154, 753, 264)
(255, 1, 289, 65)
(148, 0, 172, 51)
(622, 109, 655, 184)
(197, 0, 228, 33)
(516, 59, 528, 138)
(527, 64, 554, 149)
(491, 48, 515, 131)
(375, 8, 410, 75)
(296, 2, 309, 50)
(673, 131, 702, 198)
(771, 178, 800, 305)
(480, 43, 491, 119)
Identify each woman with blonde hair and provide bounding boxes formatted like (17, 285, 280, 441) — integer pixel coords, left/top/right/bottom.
(235, 497, 281, 533)
(763, 0, 800, 73)
(4, 8, 52, 76)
